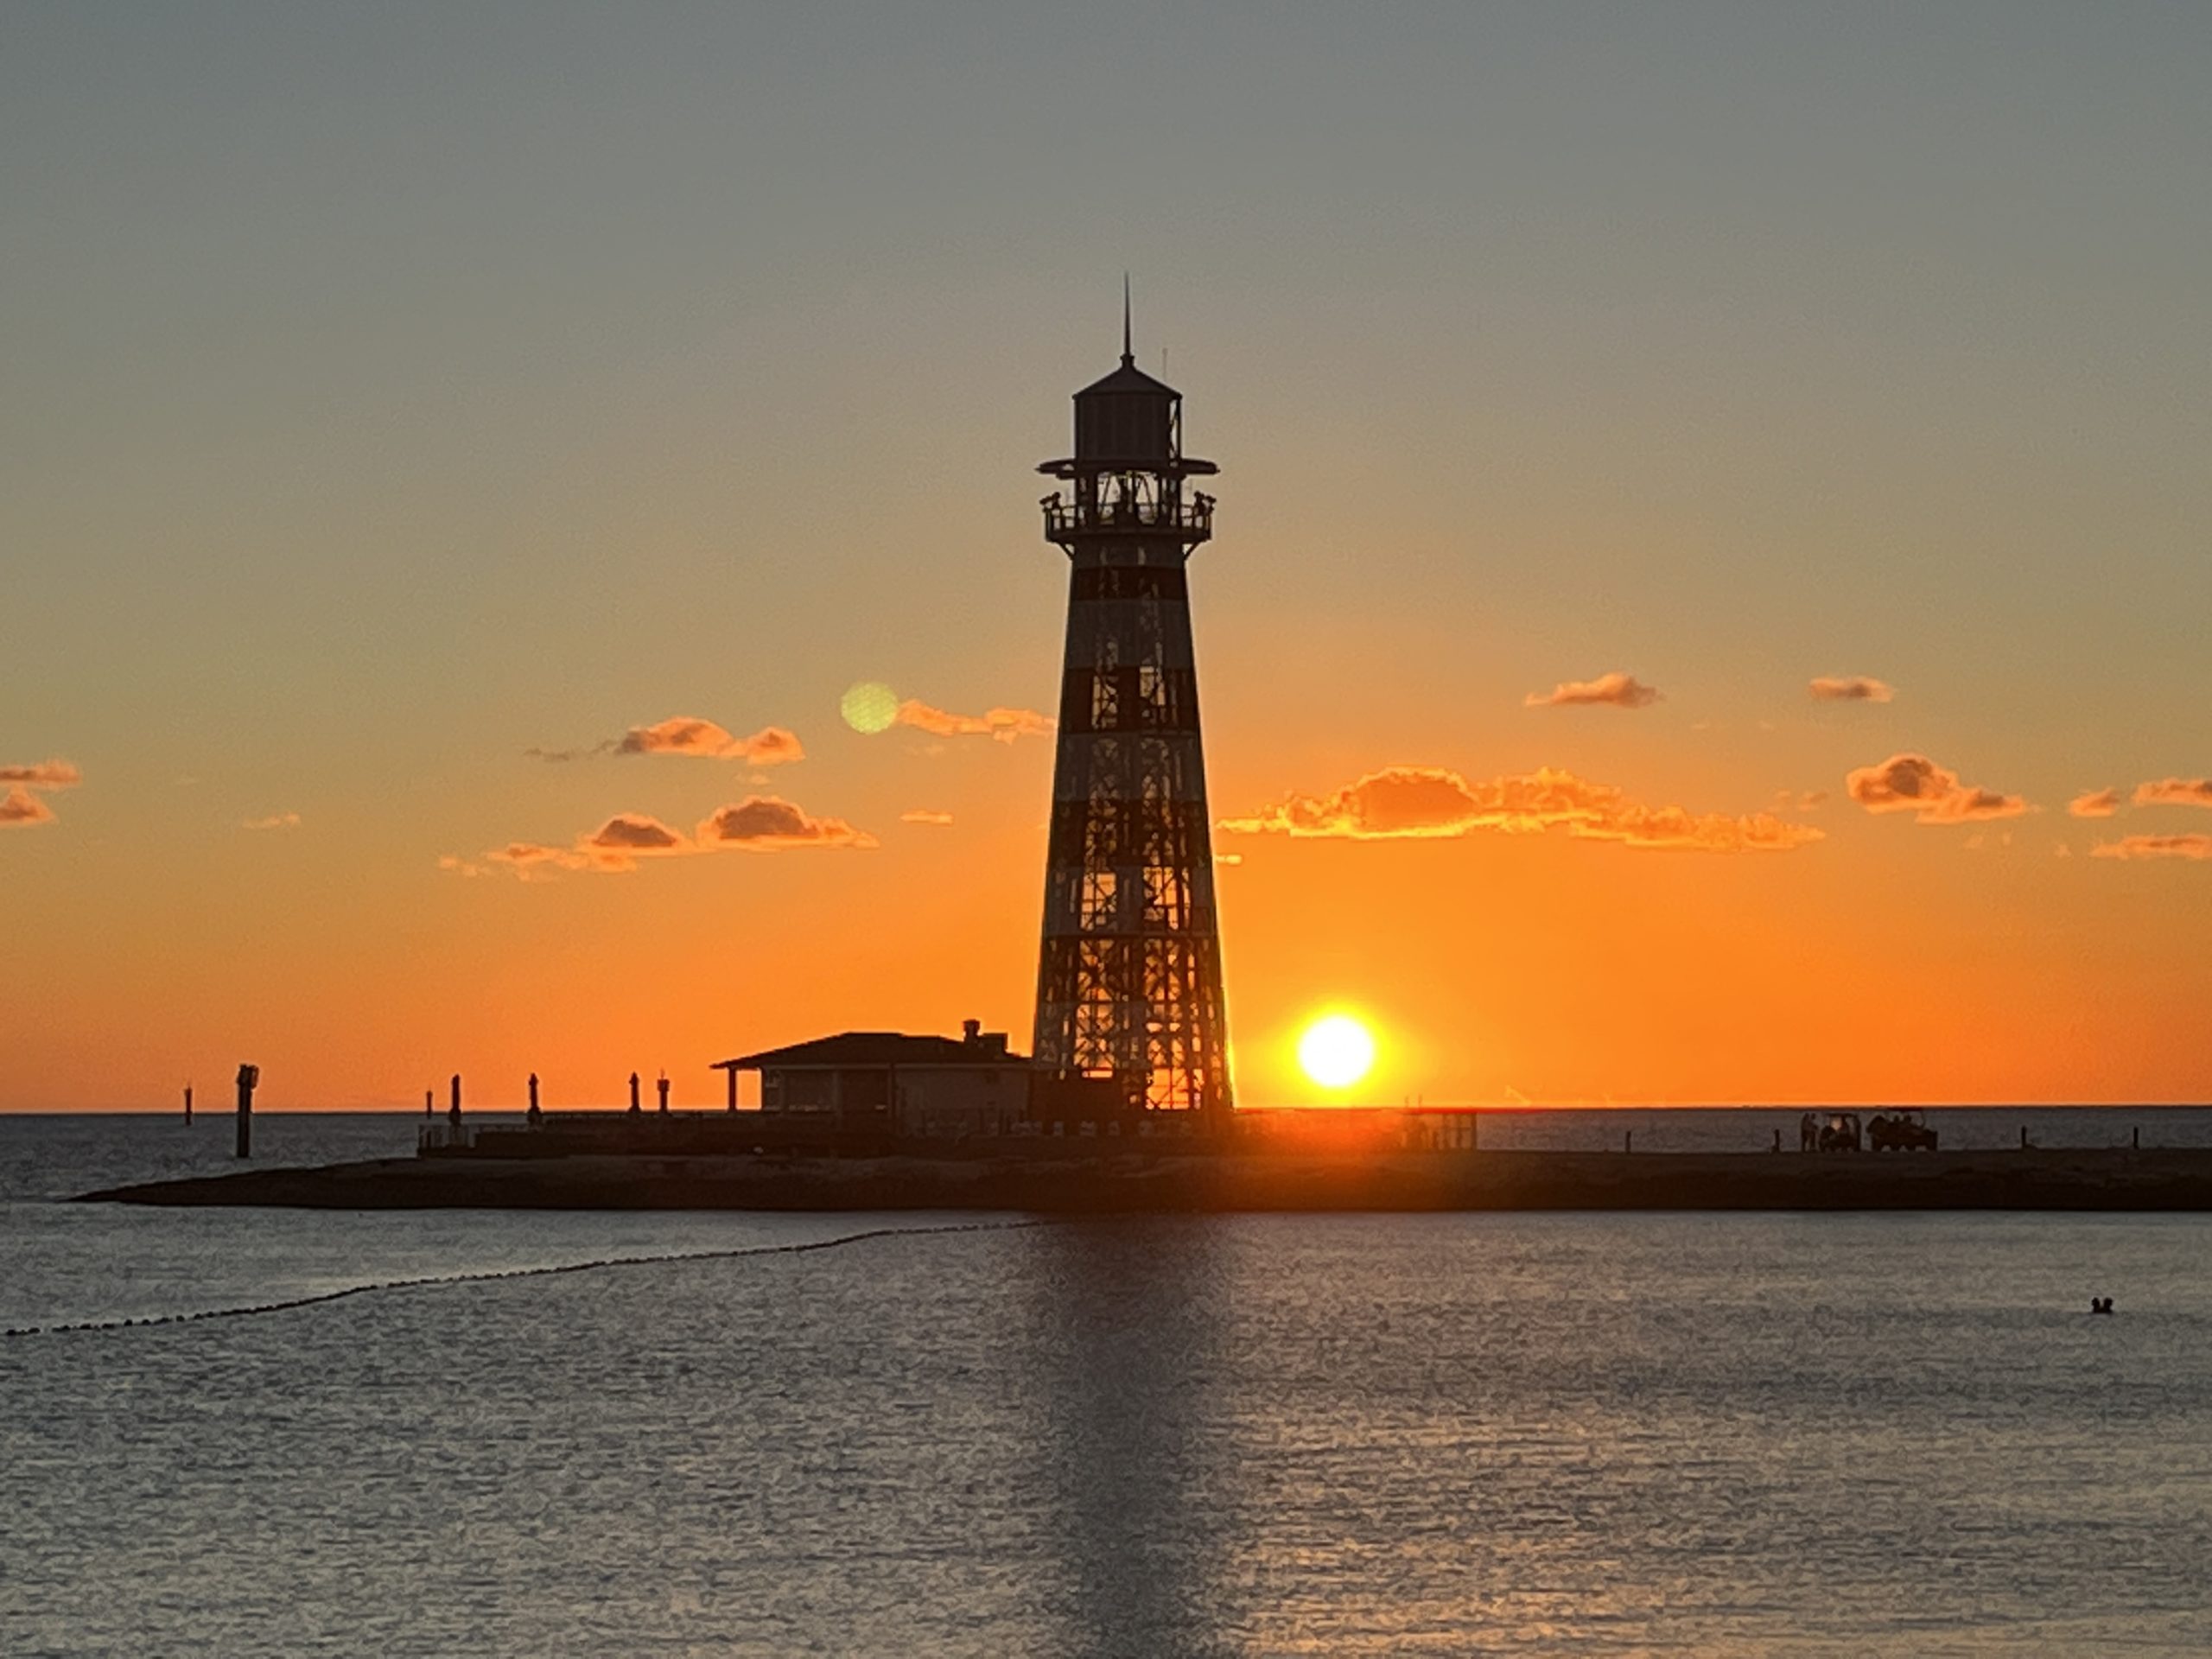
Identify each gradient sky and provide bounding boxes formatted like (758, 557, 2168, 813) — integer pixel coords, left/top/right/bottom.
(6, 3, 2210, 1109)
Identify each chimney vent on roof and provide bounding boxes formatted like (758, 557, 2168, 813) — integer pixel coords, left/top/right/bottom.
(963, 1018, 982, 1045)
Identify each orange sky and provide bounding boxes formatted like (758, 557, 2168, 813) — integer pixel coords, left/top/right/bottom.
(6, 7, 2210, 1109)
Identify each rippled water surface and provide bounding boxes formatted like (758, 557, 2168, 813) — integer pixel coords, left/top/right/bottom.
(7, 1116, 2212, 1655)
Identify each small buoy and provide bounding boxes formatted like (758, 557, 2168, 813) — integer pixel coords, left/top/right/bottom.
(2090, 1296, 2113, 1315)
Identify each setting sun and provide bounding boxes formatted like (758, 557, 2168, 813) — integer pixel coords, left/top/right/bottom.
(1298, 1014, 1377, 1090)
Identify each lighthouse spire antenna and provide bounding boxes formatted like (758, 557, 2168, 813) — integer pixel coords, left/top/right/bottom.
(1121, 272, 1134, 365)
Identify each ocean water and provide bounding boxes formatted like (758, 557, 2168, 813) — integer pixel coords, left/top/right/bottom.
(7, 1114, 2212, 1655)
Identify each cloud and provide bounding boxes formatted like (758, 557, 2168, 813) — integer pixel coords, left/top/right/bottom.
(1220, 765, 1822, 853)
(0, 757, 80, 828)
(242, 811, 302, 831)
(590, 813, 687, 852)
(1808, 676, 1895, 703)
(2092, 834, 2212, 861)
(454, 795, 878, 877)
(480, 812, 695, 876)
(0, 760, 82, 789)
(618, 718, 804, 764)
(1845, 753, 2029, 823)
(900, 808, 955, 826)
(2068, 788, 2121, 819)
(529, 719, 803, 765)
(1524, 671, 1661, 709)
(2133, 778, 2212, 810)
(1, 788, 57, 828)
(699, 796, 875, 850)
(894, 700, 1055, 742)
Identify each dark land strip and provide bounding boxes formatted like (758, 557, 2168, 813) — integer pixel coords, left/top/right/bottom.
(76, 1147, 2212, 1213)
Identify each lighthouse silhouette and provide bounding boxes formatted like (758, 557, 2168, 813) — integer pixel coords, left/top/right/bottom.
(1031, 290, 1233, 1122)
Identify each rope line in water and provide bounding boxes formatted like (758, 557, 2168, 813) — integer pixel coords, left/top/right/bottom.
(1, 1218, 1047, 1340)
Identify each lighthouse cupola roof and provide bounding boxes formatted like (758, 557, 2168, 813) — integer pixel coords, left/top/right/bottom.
(1069, 280, 1185, 465)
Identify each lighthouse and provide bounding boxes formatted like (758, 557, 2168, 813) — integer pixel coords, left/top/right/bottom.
(1031, 299, 1233, 1122)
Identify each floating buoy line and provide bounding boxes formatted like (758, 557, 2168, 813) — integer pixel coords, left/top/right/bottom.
(2, 1217, 1050, 1339)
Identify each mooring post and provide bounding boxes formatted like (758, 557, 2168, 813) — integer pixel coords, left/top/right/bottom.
(2133, 1124, 2140, 1151)
(234, 1063, 259, 1159)
(2020, 1124, 2028, 1150)
(448, 1072, 462, 1129)
(1624, 1129, 1633, 1154)
(657, 1073, 670, 1115)
(423, 1089, 433, 1119)
(628, 1071, 641, 1115)
(527, 1071, 541, 1127)
(183, 1084, 193, 1126)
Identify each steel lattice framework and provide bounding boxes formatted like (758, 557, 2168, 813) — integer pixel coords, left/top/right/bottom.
(1032, 320, 1232, 1121)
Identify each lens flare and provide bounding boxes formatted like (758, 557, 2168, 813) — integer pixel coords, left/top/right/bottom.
(841, 681, 899, 734)
(1298, 1014, 1376, 1090)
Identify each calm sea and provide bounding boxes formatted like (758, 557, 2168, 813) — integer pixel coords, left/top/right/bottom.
(7, 1111, 2212, 1655)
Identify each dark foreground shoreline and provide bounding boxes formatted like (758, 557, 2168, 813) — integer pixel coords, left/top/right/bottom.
(74, 1147, 2212, 1212)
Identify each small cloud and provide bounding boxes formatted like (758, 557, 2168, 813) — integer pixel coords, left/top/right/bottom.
(1808, 676, 1895, 703)
(0, 760, 82, 789)
(467, 793, 878, 877)
(699, 797, 875, 851)
(588, 813, 687, 853)
(895, 700, 1055, 743)
(0, 757, 80, 828)
(618, 717, 803, 764)
(1772, 789, 1828, 814)
(1846, 753, 2029, 824)
(1222, 765, 1821, 854)
(1, 788, 58, 828)
(242, 811, 302, 831)
(2132, 778, 2212, 810)
(486, 813, 695, 875)
(899, 809, 956, 826)
(1524, 671, 1661, 709)
(1215, 851, 1243, 867)
(2092, 834, 2212, 861)
(529, 719, 802, 765)
(2068, 788, 2121, 819)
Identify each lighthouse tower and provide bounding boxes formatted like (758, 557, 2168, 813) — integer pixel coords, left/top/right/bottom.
(1032, 303, 1233, 1122)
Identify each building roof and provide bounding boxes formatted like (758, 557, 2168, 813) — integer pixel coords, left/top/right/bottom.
(715, 1031, 1027, 1070)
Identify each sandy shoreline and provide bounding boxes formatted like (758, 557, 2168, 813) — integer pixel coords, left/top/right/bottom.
(74, 1147, 2212, 1212)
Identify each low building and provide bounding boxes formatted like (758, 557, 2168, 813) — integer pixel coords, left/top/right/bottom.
(715, 1020, 1031, 1141)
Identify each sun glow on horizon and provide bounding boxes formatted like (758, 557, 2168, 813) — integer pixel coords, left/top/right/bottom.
(1297, 1014, 1377, 1091)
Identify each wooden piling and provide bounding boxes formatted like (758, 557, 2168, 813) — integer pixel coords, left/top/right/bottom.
(183, 1084, 193, 1126)
(448, 1073, 461, 1128)
(657, 1074, 670, 1115)
(234, 1063, 259, 1158)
